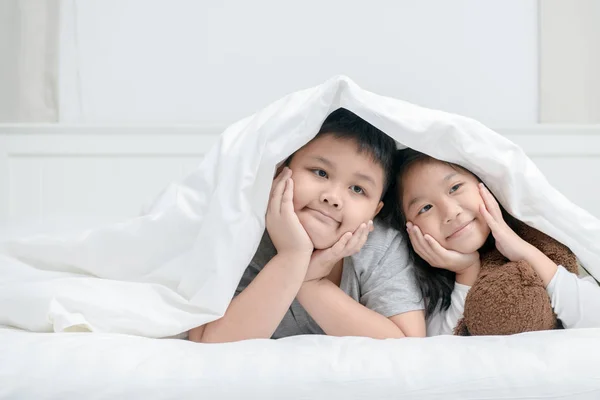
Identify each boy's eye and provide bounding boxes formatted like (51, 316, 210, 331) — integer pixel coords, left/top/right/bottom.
(449, 183, 462, 194)
(312, 169, 327, 178)
(418, 204, 432, 215)
(350, 185, 364, 195)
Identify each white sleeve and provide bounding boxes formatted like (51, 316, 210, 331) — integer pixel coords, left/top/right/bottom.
(546, 265, 600, 329)
(426, 283, 470, 336)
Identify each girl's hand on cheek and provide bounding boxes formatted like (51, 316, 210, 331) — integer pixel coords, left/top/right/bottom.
(406, 222, 479, 274)
(478, 183, 531, 262)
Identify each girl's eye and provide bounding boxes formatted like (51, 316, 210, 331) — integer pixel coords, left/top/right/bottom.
(350, 185, 364, 195)
(418, 204, 432, 215)
(449, 183, 462, 194)
(312, 169, 327, 178)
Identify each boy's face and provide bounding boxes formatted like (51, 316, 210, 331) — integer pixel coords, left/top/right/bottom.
(287, 134, 385, 249)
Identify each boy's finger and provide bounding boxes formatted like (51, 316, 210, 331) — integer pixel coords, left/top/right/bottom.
(271, 166, 289, 188)
(269, 168, 289, 213)
(281, 178, 294, 214)
(331, 231, 353, 256)
(353, 227, 370, 254)
(346, 225, 369, 256)
(363, 222, 371, 241)
(345, 223, 366, 251)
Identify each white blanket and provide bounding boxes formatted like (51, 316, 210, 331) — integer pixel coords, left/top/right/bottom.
(1, 76, 599, 338)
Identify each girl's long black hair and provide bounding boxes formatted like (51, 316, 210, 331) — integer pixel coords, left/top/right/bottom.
(381, 148, 520, 317)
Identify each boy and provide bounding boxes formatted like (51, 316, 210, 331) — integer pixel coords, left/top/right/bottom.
(189, 109, 425, 342)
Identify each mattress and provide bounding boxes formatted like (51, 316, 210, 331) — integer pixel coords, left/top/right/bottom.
(1, 327, 599, 399)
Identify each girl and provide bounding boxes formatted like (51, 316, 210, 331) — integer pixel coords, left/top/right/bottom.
(384, 148, 600, 336)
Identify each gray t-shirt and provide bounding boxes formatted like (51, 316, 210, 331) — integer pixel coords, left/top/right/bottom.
(235, 221, 424, 339)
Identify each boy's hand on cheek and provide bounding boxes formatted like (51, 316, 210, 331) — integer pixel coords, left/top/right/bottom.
(304, 221, 373, 282)
(406, 222, 480, 277)
(266, 167, 314, 258)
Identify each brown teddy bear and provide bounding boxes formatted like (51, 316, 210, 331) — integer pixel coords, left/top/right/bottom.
(454, 221, 579, 336)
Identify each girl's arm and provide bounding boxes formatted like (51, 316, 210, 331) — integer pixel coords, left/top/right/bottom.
(425, 261, 480, 336)
(522, 245, 558, 287)
(479, 183, 600, 329)
(524, 240, 600, 327)
(297, 225, 427, 338)
(426, 282, 470, 336)
(405, 224, 481, 336)
(546, 265, 600, 329)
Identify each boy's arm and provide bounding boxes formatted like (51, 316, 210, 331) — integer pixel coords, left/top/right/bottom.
(297, 226, 427, 339)
(296, 280, 425, 338)
(191, 168, 314, 343)
(193, 252, 310, 343)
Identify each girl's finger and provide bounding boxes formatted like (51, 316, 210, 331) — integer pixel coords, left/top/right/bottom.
(407, 225, 427, 253)
(479, 183, 503, 220)
(423, 234, 450, 259)
(418, 232, 444, 264)
(410, 225, 437, 263)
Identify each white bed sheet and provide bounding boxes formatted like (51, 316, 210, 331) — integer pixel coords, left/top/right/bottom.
(1, 327, 599, 399)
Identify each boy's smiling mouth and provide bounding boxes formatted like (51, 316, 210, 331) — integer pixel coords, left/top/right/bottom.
(306, 207, 340, 226)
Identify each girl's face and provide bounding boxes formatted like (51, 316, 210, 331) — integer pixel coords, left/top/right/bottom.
(400, 159, 491, 254)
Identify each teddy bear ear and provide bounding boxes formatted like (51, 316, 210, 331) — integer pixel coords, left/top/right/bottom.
(454, 318, 471, 336)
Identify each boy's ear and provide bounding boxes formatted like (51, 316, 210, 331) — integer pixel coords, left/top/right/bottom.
(375, 201, 384, 216)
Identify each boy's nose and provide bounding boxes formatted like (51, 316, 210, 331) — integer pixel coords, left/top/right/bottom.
(320, 192, 342, 209)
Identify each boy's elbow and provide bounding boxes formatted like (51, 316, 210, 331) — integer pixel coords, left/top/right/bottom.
(188, 323, 260, 343)
(188, 325, 207, 343)
(188, 324, 233, 344)
(404, 330, 427, 338)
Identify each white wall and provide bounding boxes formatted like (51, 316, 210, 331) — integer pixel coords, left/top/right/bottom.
(59, 0, 538, 126)
(540, 0, 600, 123)
(2, 126, 600, 223)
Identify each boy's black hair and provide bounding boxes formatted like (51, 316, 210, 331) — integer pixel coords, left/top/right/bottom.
(294, 108, 397, 196)
(381, 148, 520, 317)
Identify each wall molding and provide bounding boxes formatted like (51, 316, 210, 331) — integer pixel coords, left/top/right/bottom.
(1, 124, 599, 221)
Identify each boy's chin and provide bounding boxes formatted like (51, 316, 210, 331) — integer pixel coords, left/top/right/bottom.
(307, 233, 338, 250)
